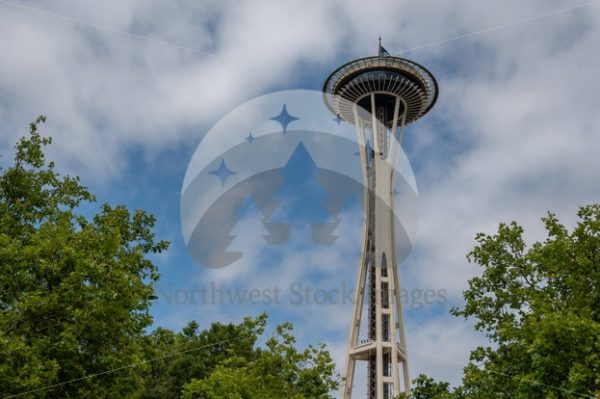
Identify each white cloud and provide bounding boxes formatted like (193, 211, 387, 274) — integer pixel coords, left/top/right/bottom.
(0, 0, 344, 180)
(405, 0, 600, 304)
(1, 0, 599, 390)
(406, 314, 488, 386)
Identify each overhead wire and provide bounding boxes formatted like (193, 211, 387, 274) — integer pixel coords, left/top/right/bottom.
(0, 0, 220, 58)
(1, 336, 243, 399)
(391, 0, 600, 55)
(0, 1, 599, 398)
(338, 343, 596, 398)
(1, 0, 599, 59)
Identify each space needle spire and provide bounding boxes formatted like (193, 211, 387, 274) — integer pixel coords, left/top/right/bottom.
(323, 42, 438, 398)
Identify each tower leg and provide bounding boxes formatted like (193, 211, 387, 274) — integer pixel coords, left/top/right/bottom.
(343, 234, 369, 399)
(343, 96, 411, 399)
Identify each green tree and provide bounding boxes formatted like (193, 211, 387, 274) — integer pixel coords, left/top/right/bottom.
(141, 316, 262, 399)
(0, 117, 169, 398)
(0, 118, 341, 399)
(397, 374, 462, 399)
(182, 317, 339, 399)
(451, 205, 600, 398)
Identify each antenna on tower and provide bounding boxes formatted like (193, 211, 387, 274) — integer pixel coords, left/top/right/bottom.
(378, 36, 390, 57)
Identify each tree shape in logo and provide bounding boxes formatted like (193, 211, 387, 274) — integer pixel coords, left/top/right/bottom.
(315, 168, 364, 245)
(226, 195, 273, 259)
(264, 142, 340, 245)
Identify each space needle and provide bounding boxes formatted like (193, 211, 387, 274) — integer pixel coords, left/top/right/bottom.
(323, 40, 438, 398)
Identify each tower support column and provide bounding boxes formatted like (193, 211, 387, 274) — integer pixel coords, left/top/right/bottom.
(323, 44, 438, 399)
(342, 95, 410, 399)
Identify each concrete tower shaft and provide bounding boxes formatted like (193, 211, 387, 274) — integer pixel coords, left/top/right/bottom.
(323, 45, 438, 399)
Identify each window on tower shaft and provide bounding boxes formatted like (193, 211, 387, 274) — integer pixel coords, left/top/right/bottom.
(382, 314, 390, 342)
(382, 282, 389, 309)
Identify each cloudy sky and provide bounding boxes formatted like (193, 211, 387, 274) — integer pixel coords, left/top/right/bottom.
(1, 0, 599, 394)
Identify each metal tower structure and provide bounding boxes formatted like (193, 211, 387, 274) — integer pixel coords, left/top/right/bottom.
(323, 41, 438, 399)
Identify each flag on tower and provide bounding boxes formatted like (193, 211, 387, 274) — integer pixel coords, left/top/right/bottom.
(378, 37, 390, 57)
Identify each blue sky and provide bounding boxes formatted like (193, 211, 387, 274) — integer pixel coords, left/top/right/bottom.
(1, 0, 600, 392)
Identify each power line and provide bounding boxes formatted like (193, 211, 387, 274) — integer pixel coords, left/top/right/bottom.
(2, 0, 599, 60)
(1, 1, 598, 397)
(399, 344, 596, 399)
(1, 336, 243, 399)
(0, 0, 220, 58)
(338, 343, 595, 398)
(391, 0, 600, 55)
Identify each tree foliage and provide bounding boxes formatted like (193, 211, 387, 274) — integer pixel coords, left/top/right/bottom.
(0, 117, 169, 398)
(0, 118, 339, 398)
(181, 317, 339, 399)
(397, 374, 458, 399)
(401, 206, 600, 399)
(452, 205, 600, 398)
(140, 316, 260, 398)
